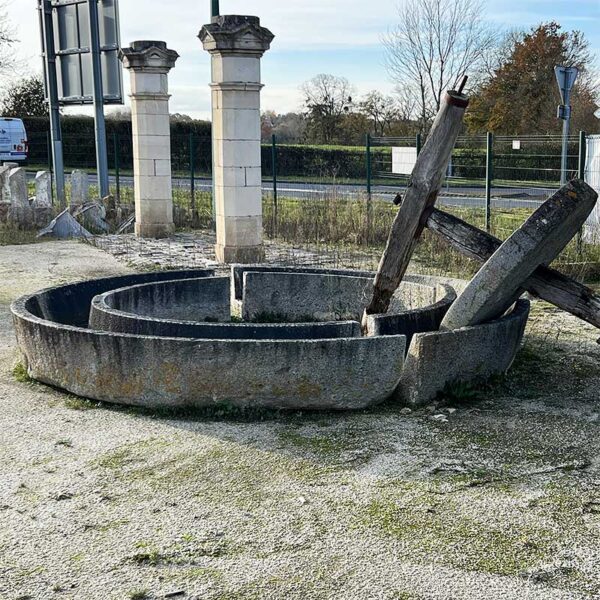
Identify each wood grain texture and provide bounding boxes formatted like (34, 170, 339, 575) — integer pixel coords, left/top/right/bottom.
(428, 206, 600, 330)
(364, 91, 469, 322)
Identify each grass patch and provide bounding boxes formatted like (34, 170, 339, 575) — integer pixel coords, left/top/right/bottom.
(360, 484, 555, 576)
(13, 362, 33, 383)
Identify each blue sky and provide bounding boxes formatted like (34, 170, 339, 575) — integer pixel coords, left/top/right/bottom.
(5, 0, 600, 119)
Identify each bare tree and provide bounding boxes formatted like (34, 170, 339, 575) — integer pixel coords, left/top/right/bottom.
(358, 91, 400, 136)
(0, 1, 18, 76)
(384, 0, 496, 130)
(301, 74, 355, 143)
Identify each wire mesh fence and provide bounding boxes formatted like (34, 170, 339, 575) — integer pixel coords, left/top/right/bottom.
(13, 129, 600, 282)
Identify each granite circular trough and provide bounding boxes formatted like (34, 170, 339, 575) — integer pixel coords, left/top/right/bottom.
(11, 266, 530, 409)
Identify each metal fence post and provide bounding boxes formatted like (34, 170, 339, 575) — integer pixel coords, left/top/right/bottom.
(577, 130, 587, 254)
(416, 133, 422, 156)
(113, 132, 120, 203)
(365, 133, 373, 245)
(485, 132, 493, 233)
(45, 130, 55, 204)
(366, 133, 372, 196)
(578, 130, 587, 179)
(190, 133, 196, 225)
(271, 133, 278, 234)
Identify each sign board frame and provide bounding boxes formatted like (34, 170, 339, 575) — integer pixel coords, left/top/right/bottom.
(39, 0, 123, 106)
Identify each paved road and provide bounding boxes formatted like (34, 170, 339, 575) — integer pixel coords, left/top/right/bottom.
(27, 171, 554, 210)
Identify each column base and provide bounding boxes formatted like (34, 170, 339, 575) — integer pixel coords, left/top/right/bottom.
(215, 243, 265, 264)
(135, 222, 175, 239)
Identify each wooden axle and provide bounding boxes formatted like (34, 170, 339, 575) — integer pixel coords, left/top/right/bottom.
(427, 207, 600, 333)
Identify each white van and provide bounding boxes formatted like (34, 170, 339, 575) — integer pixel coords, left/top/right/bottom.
(0, 118, 28, 162)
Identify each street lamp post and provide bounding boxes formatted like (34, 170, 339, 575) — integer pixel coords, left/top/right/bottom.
(211, 0, 219, 18)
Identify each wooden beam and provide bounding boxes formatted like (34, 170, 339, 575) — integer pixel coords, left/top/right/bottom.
(363, 87, 469, 324)
(427, 207, 600, 331)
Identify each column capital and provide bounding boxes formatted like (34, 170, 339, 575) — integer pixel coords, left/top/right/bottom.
(199, 15, 274, 57)
(119, 40, 179, 73)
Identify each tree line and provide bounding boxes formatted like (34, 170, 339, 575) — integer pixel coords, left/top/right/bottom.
(1, 0, 598, 146)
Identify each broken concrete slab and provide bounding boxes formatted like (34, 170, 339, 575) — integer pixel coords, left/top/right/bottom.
(398, 299, 530, 406)
(8, 168, 28, 208)
(73, 202, 109, 233)
(37, 209, 92, 239)
(441, 179, 598, 330)
(0, 166, 9, 203)
(33, 171, 53, 208)
(70, 170, 89, 206)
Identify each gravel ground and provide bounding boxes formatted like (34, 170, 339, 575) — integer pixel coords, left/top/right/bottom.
(1, 240, 600, 600)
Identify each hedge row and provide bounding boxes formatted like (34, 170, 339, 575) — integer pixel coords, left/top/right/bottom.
(22, 117, 576, 183)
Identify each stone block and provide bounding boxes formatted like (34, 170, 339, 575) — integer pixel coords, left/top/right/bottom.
(129, 72, 168, 95)
(213, 89, 261, 111)
(214, 185, 262, 217)
(132, 135, 172, 161)
(216, 214, 262, 248)
(212, 108, 261, 141)
(212, 55, 261, 83)
(398, 300, 530, 406)
(8, 168, 28, 208)
(33, 171, 52, 208)
(70, 170, 89, 206)
(131, 113, 171, 137)
(0, 166, 9, 202)
(213, 139, 261, 168)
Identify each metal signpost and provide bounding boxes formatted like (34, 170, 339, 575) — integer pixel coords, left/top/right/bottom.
(555, 65, 579, 186)
(38, 0, 123, 204)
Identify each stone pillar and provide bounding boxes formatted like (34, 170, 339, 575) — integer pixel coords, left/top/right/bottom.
(200, 16, 274, 263)
(119, 41, 179, 239)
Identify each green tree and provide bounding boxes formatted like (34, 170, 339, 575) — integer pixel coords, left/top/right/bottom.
(467, 23, 599, 134)
(1, 75, 47, 118)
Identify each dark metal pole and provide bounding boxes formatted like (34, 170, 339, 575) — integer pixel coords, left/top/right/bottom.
(87, 0, 110, 198)
(211, 0, 220, 18)
(416, 133, 422, 156)
(366, 133, 372, 196)
(485, 132, 493, 233)
(113, 132, 120, 202)
(39, 0, 65, 207)
(577, 130, 587, 254)
(190, 133, 196, 224)
(271, 134, 278, 233)
(578, 130, 587, 180)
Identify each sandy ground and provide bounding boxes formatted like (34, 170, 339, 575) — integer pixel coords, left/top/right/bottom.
(1, 240, 600, 600)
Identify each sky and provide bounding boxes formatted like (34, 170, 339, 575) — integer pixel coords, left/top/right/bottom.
(3, 0, 600, 120)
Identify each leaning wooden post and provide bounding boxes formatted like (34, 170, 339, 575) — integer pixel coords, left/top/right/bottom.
(363, 82, 469, 326)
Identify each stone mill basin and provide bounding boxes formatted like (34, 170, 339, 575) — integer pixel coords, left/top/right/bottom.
(11, 266, 529, 410)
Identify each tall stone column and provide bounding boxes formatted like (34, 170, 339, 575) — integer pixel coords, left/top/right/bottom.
(200, 16, 274, 263)
(119, 41, 179, 238)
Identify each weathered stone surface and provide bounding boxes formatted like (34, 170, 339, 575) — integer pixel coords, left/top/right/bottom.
(398, 299, 530, 406)
(99, 276, 232, 322)
(0, 166, 10, 202)
(33, 171, 52, 208)
(70, 170, 89, 206)
(8, 168, 28, 207)
(200, 16, 274, 263)
(119, 40, 178, 239)
(441, 180, 597, 330)
(366, 283, 456, 347)
(89, 278, 360, 340)
(12, 272, 406, 411)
